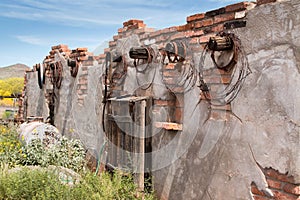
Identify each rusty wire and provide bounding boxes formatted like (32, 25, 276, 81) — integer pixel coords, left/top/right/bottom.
(135, 46, 158, 90)
(198, 32, 251, 105)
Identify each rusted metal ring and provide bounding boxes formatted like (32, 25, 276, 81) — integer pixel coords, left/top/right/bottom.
(36, 63, 43, 89)
(165, 41, 186, 63)
(68, 59, 79, 77)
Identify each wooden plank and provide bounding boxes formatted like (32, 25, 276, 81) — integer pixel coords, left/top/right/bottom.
(137, 100, 146, 191)
(155, 122, 183, 131)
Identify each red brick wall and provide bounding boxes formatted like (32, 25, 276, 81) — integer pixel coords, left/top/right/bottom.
(251, 168, 300, 200)
(20, 0, 282, 123)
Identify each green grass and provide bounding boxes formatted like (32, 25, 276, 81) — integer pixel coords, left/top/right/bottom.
(0, 167, 155, 200)
(0, 124, 156, 200)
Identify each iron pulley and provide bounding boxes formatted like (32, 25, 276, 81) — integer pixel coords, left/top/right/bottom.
(165, 41, 186, 63)
(67, 58, 79, 77)
(208, 36, 233, 51)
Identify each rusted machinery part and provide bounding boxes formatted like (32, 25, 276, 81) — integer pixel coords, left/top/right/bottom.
(165, 41, 186, 63)
(198, 31, 251, 105)
(68, 58, 79, 78)
(209, 32, 238, 71)
(102, 52, 113, 132)
(36, 63, 44, 89)
(135, 47, 155, 73)
(129, 46, 155, 73)
(50, 62, 63, 89)
(110, 55, 128, 88)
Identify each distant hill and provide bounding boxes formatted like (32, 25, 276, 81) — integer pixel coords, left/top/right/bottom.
(0, 63, 30, 79)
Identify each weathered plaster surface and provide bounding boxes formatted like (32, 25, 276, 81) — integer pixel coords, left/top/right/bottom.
(152, 1, 300, 199)
(25, 72, 48, 119)
(24, 1, 299, 199)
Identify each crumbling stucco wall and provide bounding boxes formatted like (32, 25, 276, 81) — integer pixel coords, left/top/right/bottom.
(22, 0, 299, 199)
(24, 72, 48, 119)
(152, 1, 300, 200)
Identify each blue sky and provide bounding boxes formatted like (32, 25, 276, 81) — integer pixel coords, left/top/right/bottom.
(0, 0, 242, 68)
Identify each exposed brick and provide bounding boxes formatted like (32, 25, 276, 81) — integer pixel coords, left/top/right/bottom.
(210, 110, 230, 121)
(194, 21, 202, 29)
(177, 25, 187, 32)
(172, 87, 184, 93)
(251, 183, 266, 196)
(211, 104, 231, 111)
(78, 77, 88, 85)
(225, 2, 249, 12)
(252, 195, 269, 200)
(189, 38, 199, 45)
(154, 99, 175, 107)
(118, 28, 124, 34)
(257, 0, 276, 6)
(184, 30, 204, 38)
(164, 77, 177, 85)
(170, 32, 187, 40)
(273, 190, 299, 200)
(123, 21, 129, 27)
(203, 75, 231, 84)
(214, 13, 235, 24)
(123, 19, 144, 27)
(163, 70, 180, 77)
(135, 27, 155, 35)
(266, 178, 282, 190)
(155, 122, 182, 131)
(113, 35, 120, 41)
(79, 84, 87, 90)
(98, 54, 106, 59)
(203, 68, 232, 76)
(224, 20, 247, 29)
(76, 47, 88, 52)
(212, 24, 224, 32)
(77, 89, 83, 95)
(174, 107, 183, 123)
(199, 34, 214, 44)
(203, 27, 213, 34)
(175, 93, 184, 107)
(149, 30, 162, 38)
(283, 183, 300, 195)
(202, 18, 214, 27)
(205, 7, 226, 18)
(165, 63, 176, 70)
(264, 168, 280, 179)
(109, 40, 117, 48)
(264, 168, 295, 183)
(185, 23, 195, 30)
(161, 26, 178, 34)
(187, 13, 205, 23)
(51, 44, 68, 50)
(194, 18, 214, 29)
(129, 22, 146, 30)
(235, 10, 247, 19)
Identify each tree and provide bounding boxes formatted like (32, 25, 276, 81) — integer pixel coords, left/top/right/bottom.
(0, 77, 24, 106)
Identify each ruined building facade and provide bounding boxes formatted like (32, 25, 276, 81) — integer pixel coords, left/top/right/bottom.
(20, 0, 299, 199)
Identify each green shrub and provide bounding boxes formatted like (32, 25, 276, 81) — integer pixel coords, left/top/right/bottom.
(0, 125, 156, 200)
(0, 124, 85, 172)
(0, 168, 156, 200)
(18, 137, 86, 172)
(0, 124, 21, 167)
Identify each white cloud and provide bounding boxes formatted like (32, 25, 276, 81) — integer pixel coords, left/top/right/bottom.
(15, 35, 49, 46)
(0, 0, 186, 28)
